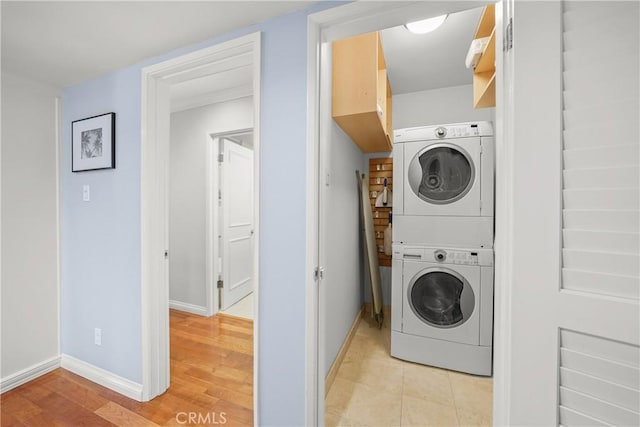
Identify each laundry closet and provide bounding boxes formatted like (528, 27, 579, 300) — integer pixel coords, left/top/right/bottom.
(321, 4, 497, 425)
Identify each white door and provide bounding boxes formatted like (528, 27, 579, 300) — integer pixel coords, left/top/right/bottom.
(501, 2, 640, 425)
(220, 138, 254, 310)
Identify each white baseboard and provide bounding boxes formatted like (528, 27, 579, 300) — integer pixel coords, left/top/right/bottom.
(0, 356, 61, 393)
(169, 300, 209, 316)
(60, 354, 142, 401)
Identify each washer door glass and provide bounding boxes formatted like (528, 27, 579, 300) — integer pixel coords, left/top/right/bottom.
(409, 270, 475, 328)
(408, 145, 474, 204)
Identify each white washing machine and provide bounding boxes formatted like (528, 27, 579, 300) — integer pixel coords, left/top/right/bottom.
(393, 122, 494, 248)
(391, 244, 493, 376)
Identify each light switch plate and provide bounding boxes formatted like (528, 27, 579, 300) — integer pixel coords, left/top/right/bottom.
(83, 185, 90, 202)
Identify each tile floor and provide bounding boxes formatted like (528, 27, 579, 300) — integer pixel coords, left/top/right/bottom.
(221, 292, 254, 320)
(326, 311, 493, 427)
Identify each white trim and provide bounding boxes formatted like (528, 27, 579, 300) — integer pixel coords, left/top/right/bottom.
(492, 2, 513, 425)
(169, 300, 209, 317)
(60, 354, 142, 401)
(306, 2, 510, 425)
(0, 356, 61, 393)
(304, 14, 321, 427)
(141, 62, 170, 401)
(141, 32, 261, 418)
(205, 135, 218, 317)
(250, 34, 261, 427)
(55, 96, 62, 356)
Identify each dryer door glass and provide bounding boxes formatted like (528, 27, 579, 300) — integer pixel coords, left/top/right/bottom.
(408, 145, 474, 204)
(409, 270, 474, 328)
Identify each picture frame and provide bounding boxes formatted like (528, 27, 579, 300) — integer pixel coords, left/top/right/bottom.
(72, 112, 116, 172)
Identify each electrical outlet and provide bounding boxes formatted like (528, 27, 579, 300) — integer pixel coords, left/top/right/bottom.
(94, 328, 102, 346)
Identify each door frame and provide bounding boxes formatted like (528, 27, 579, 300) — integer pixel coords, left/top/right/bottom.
(140, 32, 261, 420)
(305, 2, 512, 425)
(206, 128, 254, 315)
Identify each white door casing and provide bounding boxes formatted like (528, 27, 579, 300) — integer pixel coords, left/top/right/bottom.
(221, 138, 254, 310)
(141, 33, 261, 417)
(306, 2, 489, 426)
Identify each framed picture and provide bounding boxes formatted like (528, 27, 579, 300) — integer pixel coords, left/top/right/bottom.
(72, 112, 116, 172)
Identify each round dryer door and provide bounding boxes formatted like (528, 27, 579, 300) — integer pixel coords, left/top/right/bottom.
(408, 268, 475, 328)
(407, 143, 475, 205)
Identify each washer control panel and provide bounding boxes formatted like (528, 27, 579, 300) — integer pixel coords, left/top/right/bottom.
(393, 245, 493, 266)
(433, 249, 479, 265)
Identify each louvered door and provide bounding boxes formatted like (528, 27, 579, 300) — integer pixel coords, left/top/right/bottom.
(505, 1, 639, 425)
(559, 2, 639, 425)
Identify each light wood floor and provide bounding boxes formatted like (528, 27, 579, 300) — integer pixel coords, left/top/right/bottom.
(0, 310, 253, 426)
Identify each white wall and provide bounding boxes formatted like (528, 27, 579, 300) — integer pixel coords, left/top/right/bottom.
(323, 123, 365, 375)
(393, 84, 494, 129)
(169, 97, 253, 309)
(1, 72, 60, 382)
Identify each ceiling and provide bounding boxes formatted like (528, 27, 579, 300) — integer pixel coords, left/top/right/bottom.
(381, 6, 484, 94)
(1, 1, 314, 88)
(2, 2, 484, 106)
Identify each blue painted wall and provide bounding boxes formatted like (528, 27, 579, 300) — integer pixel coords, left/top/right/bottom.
(62, 68, 143, 382)
(61, 3, 343, 425)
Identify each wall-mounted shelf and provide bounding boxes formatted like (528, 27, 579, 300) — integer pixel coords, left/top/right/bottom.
(332, 32, 393, 153)
(472, 4, 496, 109)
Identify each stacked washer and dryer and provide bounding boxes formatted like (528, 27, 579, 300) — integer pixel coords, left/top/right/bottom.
(390, 122, 494, 376)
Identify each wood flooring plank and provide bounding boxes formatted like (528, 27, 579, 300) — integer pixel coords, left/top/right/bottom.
(21, 412, 74, 427)
(33, 392, 114, 426)
(205, 385, 253, 411)
(211, 399, 253, 426)
(0, 410, 27, 427)
(41, 376, 109, 412)
(0, 395, 42, 423)
(95, 402, 159, 427)
(10, 382, 54, 405)
(164, 384, 220, 412)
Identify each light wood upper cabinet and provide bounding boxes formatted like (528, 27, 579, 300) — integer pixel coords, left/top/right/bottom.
(473, 4, 496, 109)
(332, 32, 393, 153)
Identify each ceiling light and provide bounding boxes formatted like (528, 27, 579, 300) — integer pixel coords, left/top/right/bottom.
(404, 15, 448, 34)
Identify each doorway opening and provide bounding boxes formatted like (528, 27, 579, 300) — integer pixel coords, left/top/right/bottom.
(140, 33, 261, 421)
(307, 2, 507, 426)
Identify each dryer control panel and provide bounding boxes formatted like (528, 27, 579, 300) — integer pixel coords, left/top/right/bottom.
(394, 121, 493, 143)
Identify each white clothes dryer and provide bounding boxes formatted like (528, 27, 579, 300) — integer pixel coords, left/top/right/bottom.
(394, 122, 494, 217)
(392, 122, 494, 248)
(391, 244, 493, 376)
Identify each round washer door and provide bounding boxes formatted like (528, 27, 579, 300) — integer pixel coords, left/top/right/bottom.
(407, 143, 475, 205)
(407, 267, 475, 328)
